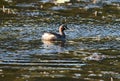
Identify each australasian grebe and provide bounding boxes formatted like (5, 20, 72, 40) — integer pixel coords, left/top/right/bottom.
(41, 24, 68, 41)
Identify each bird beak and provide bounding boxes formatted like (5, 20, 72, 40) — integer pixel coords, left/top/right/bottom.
(65, 26, 68, 30)
(64, 25, 68, 30)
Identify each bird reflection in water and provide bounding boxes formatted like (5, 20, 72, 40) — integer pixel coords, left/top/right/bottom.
(41, 40, 66, 54)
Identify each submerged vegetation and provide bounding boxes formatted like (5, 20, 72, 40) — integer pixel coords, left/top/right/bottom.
(0, 0, 120, 25)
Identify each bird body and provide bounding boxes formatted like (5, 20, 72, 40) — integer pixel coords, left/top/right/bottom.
(41, 24, 68, 41)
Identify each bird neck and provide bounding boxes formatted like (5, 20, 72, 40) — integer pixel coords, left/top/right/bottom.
(59, 30, 65, 38)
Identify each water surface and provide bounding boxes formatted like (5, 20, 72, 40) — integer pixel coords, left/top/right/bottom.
(0, 0, 120, 81)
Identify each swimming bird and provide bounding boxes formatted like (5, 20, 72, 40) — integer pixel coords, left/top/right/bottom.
(41, 24, 68, 41)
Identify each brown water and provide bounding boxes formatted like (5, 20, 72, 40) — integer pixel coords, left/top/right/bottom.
(0, 0, 120, 81)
